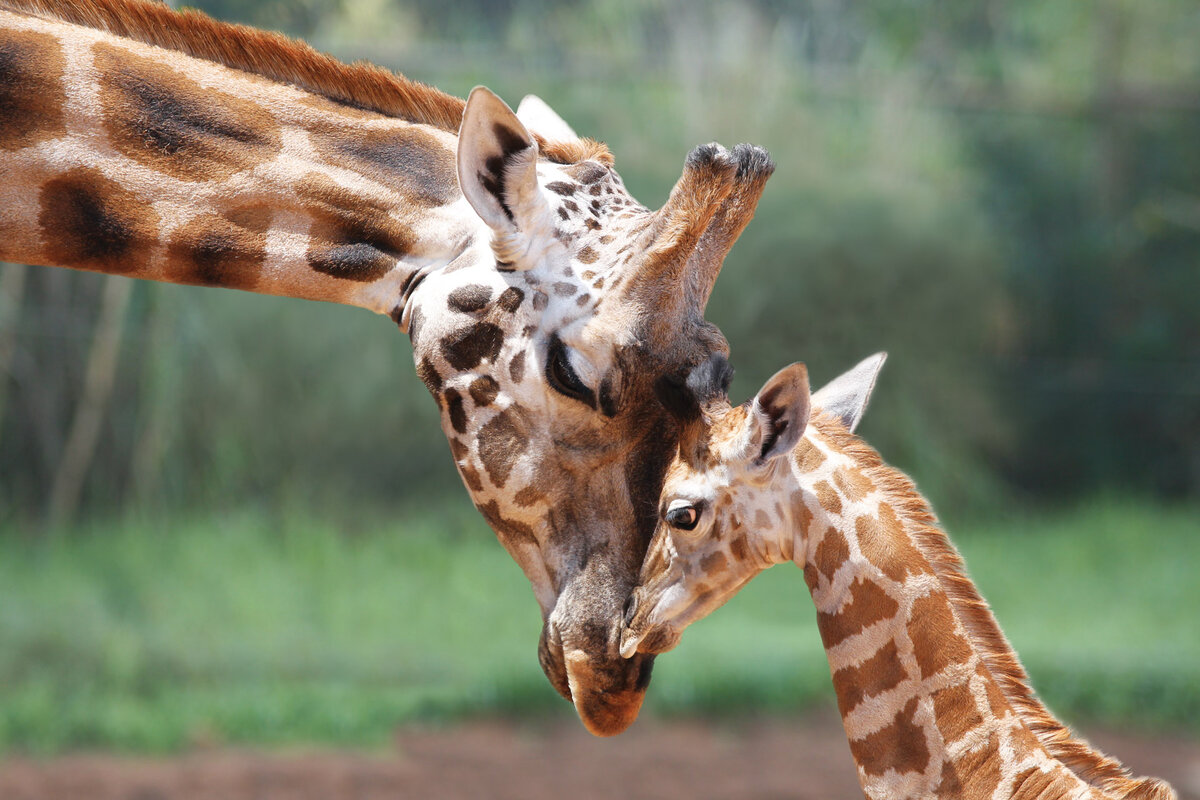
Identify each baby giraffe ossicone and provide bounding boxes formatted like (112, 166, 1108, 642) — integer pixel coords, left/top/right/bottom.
(621, 354, 1174, 800)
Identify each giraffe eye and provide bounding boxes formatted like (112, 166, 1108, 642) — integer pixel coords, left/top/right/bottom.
(546, 334, 595, 406)
(664, 500, 701, 531)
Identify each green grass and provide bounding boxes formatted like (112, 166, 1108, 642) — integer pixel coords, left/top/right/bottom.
(0, 498, 1196, 753)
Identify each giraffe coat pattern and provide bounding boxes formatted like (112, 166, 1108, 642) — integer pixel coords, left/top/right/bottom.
(623, 357, 1176, 799)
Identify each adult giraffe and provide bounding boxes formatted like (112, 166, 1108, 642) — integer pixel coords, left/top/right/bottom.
(0, 0, 776, 735)
(621, 355, 1175, 798)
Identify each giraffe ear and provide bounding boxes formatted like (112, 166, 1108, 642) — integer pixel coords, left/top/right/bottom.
(517, 94, 578, 142)
(749, 363, 811, 464)
(457, 87, 548, 241)
(811, 352, 887, 433)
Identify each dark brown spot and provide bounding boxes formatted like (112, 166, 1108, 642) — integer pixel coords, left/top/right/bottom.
(831, 640, 907, 716)
(729, 533, 749, 563)
(816, 577, 898, 649)
(552, 281, 575, 297)
(546, 181, 576, 196)
(979, 662, 1009, 717)
(96, 43, 280, 182)
(299, 173, 413, 282)
(514, 485, 542, 507)
(0, 28, 66, 152)
(458, 463, 484, 492)
(848, 697, 929, 777)
(814, 480, 842, 515)
(803, 564, 820, 593)
(476, 499, 538, 550)
(447, 284, 493, 313)
(577, 245, 598, 264)
(39, 168, 158, 274)
(469, 375, 500, 406)
(931, 681, 983, 745)
(509, 350, 527, 383)
(497, 286, 524, 313)
(417, 356, 442, 396)
(833, 465, 874, 502)
(938, 733, 1000, 798)
(448, 438, 468, 461)
(440, 322, 504, 371)
(857, 506, 931, 583)
(311, 123, 456, 207)
(165, 209, 267, 289)
(812, 526, 849, 585)
(566, 161, 607, 184)
(575, 293, 591, 307)
(907, 593, 973, 679)
(532, 291, 548, 310)
(443, 388, 467, 434)
(700, 550, 728, 577)
(477, 410, 525, 489)
(1010, 766, 1060, 798)
(795, 443, 824, 480)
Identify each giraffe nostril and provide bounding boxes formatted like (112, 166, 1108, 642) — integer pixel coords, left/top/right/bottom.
(622, 592, 638, 626)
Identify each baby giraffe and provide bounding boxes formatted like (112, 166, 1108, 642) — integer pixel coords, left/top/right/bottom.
(621, 354, 1175, 800)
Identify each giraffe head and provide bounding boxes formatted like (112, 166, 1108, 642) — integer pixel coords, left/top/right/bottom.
(405, 88, 775, 735)
(620, 353, 886, 658)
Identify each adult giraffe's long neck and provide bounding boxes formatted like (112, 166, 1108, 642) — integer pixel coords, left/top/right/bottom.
(790, 416, 1174, 800)
(0, 0, 479, 319)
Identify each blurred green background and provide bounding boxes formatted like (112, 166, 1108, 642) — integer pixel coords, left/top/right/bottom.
(0, 0, 1197, 752)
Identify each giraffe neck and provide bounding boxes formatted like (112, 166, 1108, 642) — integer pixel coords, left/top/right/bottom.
(0, 3, 482, 319)
(783, 415, 1168, 800)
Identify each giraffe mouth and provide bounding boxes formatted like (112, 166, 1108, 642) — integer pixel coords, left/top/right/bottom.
(564, 648, 655, 737)
(540, 619, 655, 736)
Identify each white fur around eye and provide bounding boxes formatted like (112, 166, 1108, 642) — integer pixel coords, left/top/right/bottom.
(667, 499, 693, 514)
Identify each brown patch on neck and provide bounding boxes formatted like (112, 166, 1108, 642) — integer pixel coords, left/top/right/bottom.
(810, 411, 1172, 800)
(831, 639, 907, 717)
(815, 577, 898, 649)
(848, 697, 929, 778)
(0, 26, 67, 151)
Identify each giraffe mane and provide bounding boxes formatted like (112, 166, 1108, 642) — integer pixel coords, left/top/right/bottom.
(0, 0, 611, 166)
(814, 412, 1175, 800)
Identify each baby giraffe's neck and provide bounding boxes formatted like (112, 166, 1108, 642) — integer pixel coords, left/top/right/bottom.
(775, 414, 1171, 800)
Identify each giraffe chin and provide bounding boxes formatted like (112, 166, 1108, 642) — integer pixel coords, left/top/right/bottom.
(564, 649, 654, 737)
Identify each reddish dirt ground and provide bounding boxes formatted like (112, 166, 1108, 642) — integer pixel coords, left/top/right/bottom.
(1, 714, 1196, 800)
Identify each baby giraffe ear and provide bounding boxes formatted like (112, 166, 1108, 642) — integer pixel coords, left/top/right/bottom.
(811, 352, 887, 433)
(458, 87, 549, 246)
(516, 94, 578, 142)
(749, 363, 811, 464)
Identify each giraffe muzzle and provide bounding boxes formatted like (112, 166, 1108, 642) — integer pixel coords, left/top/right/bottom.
(563, 647, 654, 737)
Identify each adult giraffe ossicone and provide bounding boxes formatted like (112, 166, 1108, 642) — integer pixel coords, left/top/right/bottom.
(0, 0, 777, 735)
(622, 355, 1176, 798)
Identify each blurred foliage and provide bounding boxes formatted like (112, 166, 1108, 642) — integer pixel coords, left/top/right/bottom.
(1, 0, 1199, 524)
(0, 499, 1195, 752)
